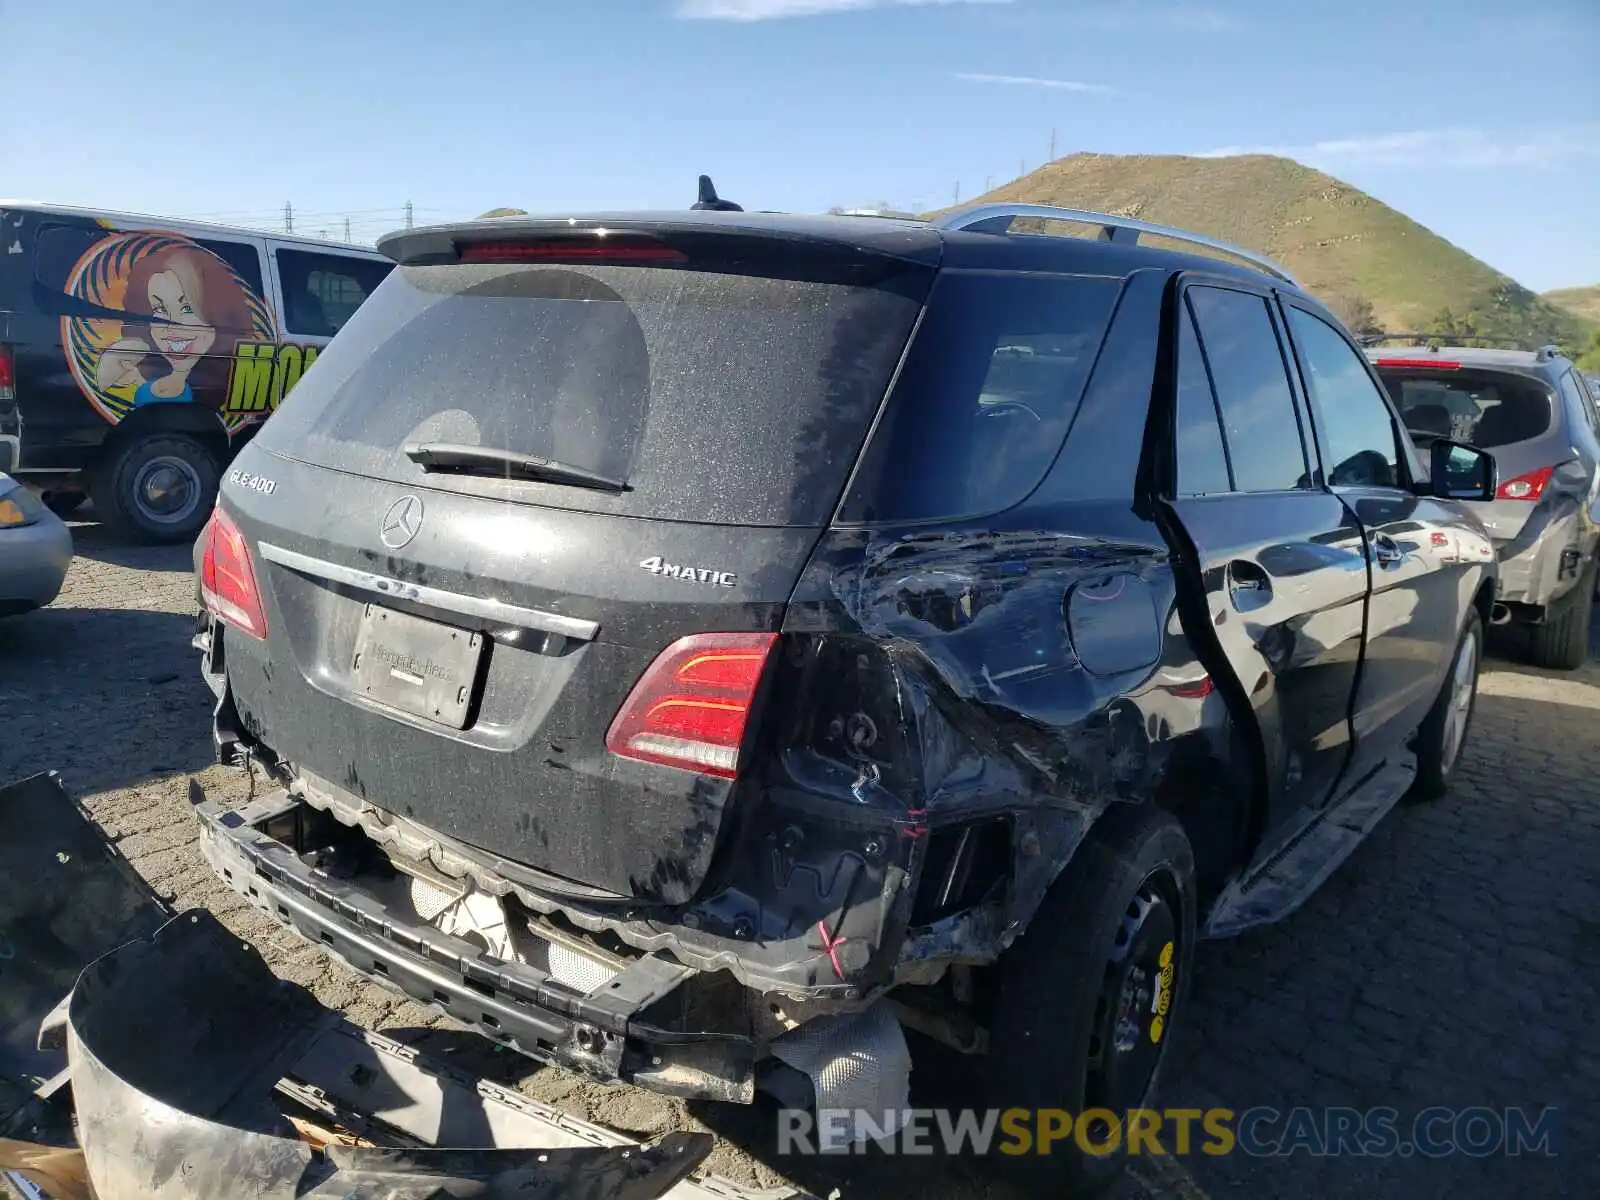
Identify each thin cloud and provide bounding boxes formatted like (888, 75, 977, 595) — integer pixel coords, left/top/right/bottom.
(1199, 126, 1600, 170)
(954, 72, 1113, 94)
(675, 0, 1011, 20)
(1064, 4, 1240, 32)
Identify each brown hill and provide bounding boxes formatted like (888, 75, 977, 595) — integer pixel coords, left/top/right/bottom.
(1545, 284, 1600, 324)
(933, 153, 1590, 348)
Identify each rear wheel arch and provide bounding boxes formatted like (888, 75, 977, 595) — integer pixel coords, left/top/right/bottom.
(94, 403, 232, 465)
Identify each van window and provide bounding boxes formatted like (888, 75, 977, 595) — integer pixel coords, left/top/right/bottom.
(275, 249, 394, 338)
(838, 272, 1121, 523)
(256, 257, 927, 527)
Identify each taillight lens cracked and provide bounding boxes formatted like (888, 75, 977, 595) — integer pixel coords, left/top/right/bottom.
(605, 632, 777, 778)
(199, 507, 268, 639)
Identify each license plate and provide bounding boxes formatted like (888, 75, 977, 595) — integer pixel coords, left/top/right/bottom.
(352, 603, 484, 729)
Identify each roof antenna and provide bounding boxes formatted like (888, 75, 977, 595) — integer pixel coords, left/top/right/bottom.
(691, 175, 743, 212)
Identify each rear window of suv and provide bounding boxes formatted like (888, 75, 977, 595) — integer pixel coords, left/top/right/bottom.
(1376, 367, 1553, 449)
(256, 258, 928, 527)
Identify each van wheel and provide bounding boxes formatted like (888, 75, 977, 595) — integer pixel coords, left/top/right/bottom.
(91, 434, 220, 544)
(1527, 560, 1595, 671)
(1409, 608, 1482, 802)
(984, 806, 1196, 1195)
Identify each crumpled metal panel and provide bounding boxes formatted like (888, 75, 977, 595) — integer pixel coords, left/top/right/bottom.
(66, 911, 713, 1200)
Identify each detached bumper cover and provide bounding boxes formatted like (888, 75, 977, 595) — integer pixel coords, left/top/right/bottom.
(65, 913, 716, 1200)
(196, 790, 760, 1103)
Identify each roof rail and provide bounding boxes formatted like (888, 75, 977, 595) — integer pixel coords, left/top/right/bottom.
(1361, 332, 1561, 355)
(933, 203, 1300, 286)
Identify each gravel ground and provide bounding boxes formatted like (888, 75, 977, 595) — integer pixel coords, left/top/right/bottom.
(2, 520, 1596, 1199)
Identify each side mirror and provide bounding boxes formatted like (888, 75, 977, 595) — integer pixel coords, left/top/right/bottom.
(1427, 439, 1497, 502)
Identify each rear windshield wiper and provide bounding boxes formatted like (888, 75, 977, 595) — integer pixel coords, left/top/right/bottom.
(403, 443, 630, 493)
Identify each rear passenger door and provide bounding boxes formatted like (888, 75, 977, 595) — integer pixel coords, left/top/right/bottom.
(1281, 302, 1466, 778)
(1162, 280, 1370, 856)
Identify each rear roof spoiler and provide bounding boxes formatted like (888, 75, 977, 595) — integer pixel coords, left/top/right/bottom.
(376, 214, 944, 270)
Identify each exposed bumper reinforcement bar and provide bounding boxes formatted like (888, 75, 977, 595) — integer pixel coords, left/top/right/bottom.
(196, 789, 759, 1104)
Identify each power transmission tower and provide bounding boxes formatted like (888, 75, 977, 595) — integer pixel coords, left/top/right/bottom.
(1049, 127, 1057, 162)
(344, 216, 352, 243)
(953, 181, 961, 204)
(984, 174, 992, 192)
(404, 200, 414, 230)
(1019, 159, 1026, 178)
(283, 201, 294, 234)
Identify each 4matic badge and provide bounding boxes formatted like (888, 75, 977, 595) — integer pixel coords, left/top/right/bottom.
(638, 556, 737, 588)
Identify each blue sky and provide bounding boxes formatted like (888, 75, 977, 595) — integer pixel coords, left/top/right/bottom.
(2, 0, 1596, 289)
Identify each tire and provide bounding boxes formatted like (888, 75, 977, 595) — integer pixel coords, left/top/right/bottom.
(1527, 561, 1595, 671)
(90, 433, 220, 544)
(43, 490, 89, 517)
(1409, 608, 1483, 802)
(983, 805, 1196, 1195)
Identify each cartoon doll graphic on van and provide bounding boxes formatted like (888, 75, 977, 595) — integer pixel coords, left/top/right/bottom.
(62, 231, 277, 435)
(94, 244, 256, 407)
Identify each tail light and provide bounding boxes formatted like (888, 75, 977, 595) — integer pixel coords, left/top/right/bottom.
(1376, 358, 1461, 370)
(605, 633, 778, 778)
(1496, 465, 1554, 502)
(199, 507, 268, 638)
(0, 344, 14, 401)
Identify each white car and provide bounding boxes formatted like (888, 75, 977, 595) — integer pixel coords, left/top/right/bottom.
(0, 472, 72, 616)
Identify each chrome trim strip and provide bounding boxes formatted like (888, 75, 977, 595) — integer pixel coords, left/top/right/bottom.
(257, 542, 600, 642)
(934, 203, 1301, 286)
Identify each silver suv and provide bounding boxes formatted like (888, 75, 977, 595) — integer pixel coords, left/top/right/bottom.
(1369, 342, 1598, 669)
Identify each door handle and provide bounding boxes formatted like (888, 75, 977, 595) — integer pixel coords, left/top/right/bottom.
(1372, 533, 1403, 566)
(1228, 560, 1272, 611)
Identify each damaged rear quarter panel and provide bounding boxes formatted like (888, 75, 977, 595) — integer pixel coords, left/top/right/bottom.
(696, 268, 1249, 982)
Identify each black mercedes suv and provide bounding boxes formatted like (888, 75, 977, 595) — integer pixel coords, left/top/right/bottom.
(191, 195, 1498, 1191)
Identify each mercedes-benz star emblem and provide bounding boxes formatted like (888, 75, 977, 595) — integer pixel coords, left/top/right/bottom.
(380, 495, 424, 550)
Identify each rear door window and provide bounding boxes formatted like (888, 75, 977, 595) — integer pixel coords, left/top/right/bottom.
(1377, 368, 1553, 449)
(274, 248, 393, 338)
(1173, 299, 1232, 496)
(257, 258, 928, 527)
(1186, 285, 1310, 492)
(837, 271, 1121, 523)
